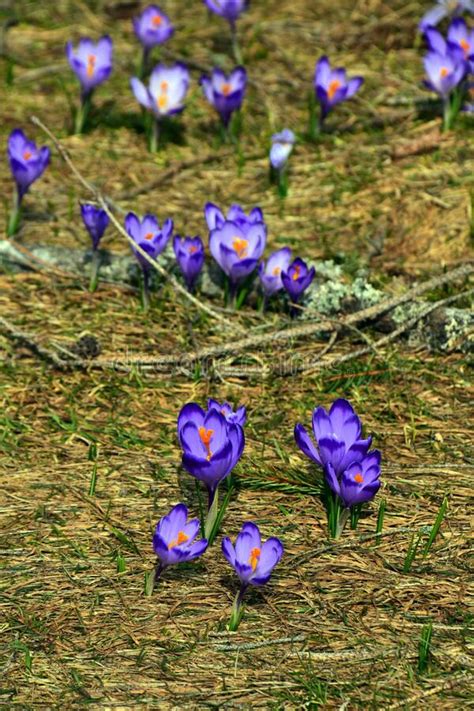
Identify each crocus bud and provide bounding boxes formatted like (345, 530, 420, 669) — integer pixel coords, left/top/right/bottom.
(81, 204, 109, 251)
(173, 235, 205, 289)
(269, 129, 295, 171)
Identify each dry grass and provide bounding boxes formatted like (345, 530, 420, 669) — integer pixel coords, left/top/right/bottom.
(1, 0, 474, 708)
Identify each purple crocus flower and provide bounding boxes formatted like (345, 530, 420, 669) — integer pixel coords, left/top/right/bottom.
(281, 258, 315, 303)
(81, 204, 109, 250)
(148, 502, 208, 591)
(66, 36, 113, 96)
(419, 0, 474, 31)
(207, 398, 247, 427)
(201, 67, 247, 126)
(133, 5, 174, 49)
(269, 129, 296, 171)
(173, 235, 205, 289)
(209, 218, 266, 285)
(424, 20, 473, 62)
(258, 247, 292, 296)
(325, 450, 382, 510)
(222, 521, 283, 630)
(7, 129, 50, 201)
(178, 402, 245, 504)
(447, 17, 474, 65)
(314, 56, 364, 121)
(124, 212, 173, 269)
(131, 62, 190, 118)
(205, 202, 265, 232)
(204, 0, 248, 23)
(423, 47, 467, 97)
(294, 399, 372, 477)
(222, 522, 283, 586)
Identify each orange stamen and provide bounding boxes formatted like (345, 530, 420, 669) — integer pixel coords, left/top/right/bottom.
(144, 232, 154, 240)
(460, 38, 470, 55)
(292, 265, 301, 281)
(221, 82, 232, 96)
(157, 95, 168, 109)
(188, 245, 199, 254)
(198, 427, 214, 460)
(87, 54, 96, 78)
(232, 238, 248, 259)
(354, 473, 364, 484)
(160, 80, 169, 92)
(249, 547, 261, 571)
(440, 67, 449, 78)
(152, 14, 163, 26)
(328, 79, 341, 100)
(23, 150, 32, 161)
(168, 530, 189, 550)
(272, 266, 281, 276)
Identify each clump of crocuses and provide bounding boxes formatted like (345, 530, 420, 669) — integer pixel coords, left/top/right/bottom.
(206, 202, 267, 303)
(201, 66, 247, 134)
(66, 36, 113, 133)
(222, 522, 283, 630)
(130, 62, 190, 151)
(423, 19, 471, 129)
(269, 129, 295, 197)
(312, 56, 363, 132)
(133, 5, 174, 77)
(177, 401, 245, 540)
(147, 503, 208, 594)
(124, 211, 173, 309)
(81, 204, 109, 291)
(6, 129, 50, 237)
(173, 235, 205, 291)
(295, 398, 382, 538)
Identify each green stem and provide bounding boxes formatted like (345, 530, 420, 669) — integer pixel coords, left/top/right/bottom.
(7, 188, 21, 237)
(277, 168, 288, 198)
(145, 561, 164, 596)
(150, 118, 160, 153)
(204, 487, 219, 539)
(89, 249, 101, 292)
(228, 583, 247, 631)
(335, 508, 350, 539)
(230, 21, 243, 64)
(350, 504, 362, 530)
(442, 96, 451, 132)
(308, 90, 320, 141)
(139, 47, 150, 80)
(141, 269, 151, 311)
(74, 92, 92, 135)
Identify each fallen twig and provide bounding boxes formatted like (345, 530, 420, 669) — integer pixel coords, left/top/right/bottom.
(292, 287, 474, 375)
(80, 276, 473, 373)
(0, 315, 70, 370)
